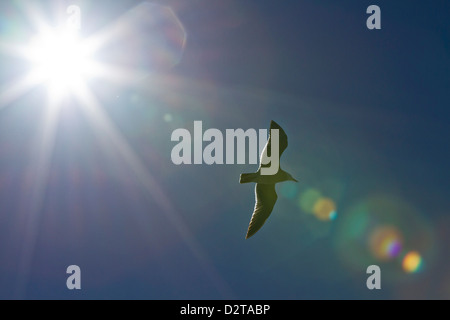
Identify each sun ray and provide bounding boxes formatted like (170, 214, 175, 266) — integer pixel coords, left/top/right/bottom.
(0, 71, 45, 110)
(72, 82, 233, 298)
(14, 91, 62, 298)
(2, 2, 211, 297)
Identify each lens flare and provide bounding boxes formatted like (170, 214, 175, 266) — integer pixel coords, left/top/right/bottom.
(329, 210, 337, 220)
(298, 188, 322, 213)
(313, 197, 337, 221)
(99, 3, 186, 74)
(334, 195, 436, 282)
(402, 251, 422, 273)
(369, 226, 403, 260)
(279, 183, 298, 199)
(163, 113, 173, 122)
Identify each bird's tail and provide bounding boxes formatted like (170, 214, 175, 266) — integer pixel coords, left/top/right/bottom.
(240, 172, 259, 184)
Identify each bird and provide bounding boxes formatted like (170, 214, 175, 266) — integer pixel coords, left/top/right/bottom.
(240, 120, 297, 239)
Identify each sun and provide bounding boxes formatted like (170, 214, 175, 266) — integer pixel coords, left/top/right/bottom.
(26, 27, 97, 99)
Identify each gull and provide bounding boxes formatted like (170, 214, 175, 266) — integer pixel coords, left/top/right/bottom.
(240, 120, 297, 239)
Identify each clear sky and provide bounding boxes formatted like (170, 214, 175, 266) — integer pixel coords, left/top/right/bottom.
(0, 0, 449, 299)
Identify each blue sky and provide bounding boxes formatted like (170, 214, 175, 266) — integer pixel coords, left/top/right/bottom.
(0, 0, 449, 299)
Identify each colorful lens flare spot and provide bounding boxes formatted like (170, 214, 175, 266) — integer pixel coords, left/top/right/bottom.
(163, 113, 173, 122)
(279, 183, 299, 199)
(298, 189, 322, 213)
(402, 251, 422, 273)
(369, 226, 403, 260)
(329, 210, 337, 220)
(313, 198, 337, 221)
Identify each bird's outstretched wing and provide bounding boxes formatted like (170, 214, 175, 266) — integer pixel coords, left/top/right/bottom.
(258, 120, 288, 170)
(246, 183, 278, 239)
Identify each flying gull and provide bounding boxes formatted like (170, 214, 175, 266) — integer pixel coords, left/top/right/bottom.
(240, 120, 297, 239)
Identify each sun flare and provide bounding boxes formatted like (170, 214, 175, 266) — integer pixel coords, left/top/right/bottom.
(26, 28, 96, 99)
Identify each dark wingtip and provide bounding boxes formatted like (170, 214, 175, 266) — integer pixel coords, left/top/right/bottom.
(246, 229, 257, 239)
(270, 120, 281, 130)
